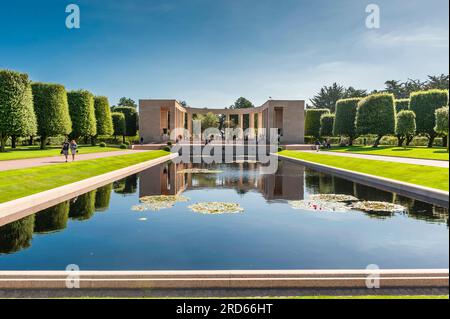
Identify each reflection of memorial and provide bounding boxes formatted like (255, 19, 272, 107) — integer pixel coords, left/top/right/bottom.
(139, 161, 305, 202)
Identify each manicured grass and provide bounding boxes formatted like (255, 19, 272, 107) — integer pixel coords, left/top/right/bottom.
(278, 150, 449, 191)
(328, 146, 449, 161)
(0, 150, 170, 203)
(0, 145, 120, 161)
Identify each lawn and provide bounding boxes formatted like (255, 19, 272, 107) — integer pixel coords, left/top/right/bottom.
(0, 145, 121, 161)
(278, 150, 449, 191)
(0, 150, 170, 203)
(328, 146, 449, 161)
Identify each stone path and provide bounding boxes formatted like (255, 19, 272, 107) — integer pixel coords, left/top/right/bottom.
(300, 150, 449, 168)
(0, 150, 148, 172)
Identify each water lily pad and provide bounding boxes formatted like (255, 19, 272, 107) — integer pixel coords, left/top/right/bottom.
(188, 202, 244, 214)
(289, 200, 350, 212)
(308, 194, 359, 202)
(178, 169, 223, 174)
(350, 201, 407, 214)
(131, 195, 190, 211)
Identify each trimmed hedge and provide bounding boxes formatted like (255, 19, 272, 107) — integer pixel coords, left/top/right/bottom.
(410, 90, 449, 147)
(34, 201, 69, 233)
(395, 110, 416, 147)
(67, 90, 97, 139)
(114, 106, 138, 137)
(31, 82, 72, 149)
(0, 70, 37, 152)
(94, 96, 114, 136)
(435, 106, 449, 151)
(333, 98, 361, 145)
(395, 99, 410, 113)
(305, 109, 329, 138)
(112, 112, 126, 137)
(320, 113, 335, 137)
(356, 93, 396, 147)
(0, 215, 35, 254)
(69, 190, 96, 221)
(95, 184, 112, 212)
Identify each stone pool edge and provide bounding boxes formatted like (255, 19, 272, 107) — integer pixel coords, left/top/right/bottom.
(0, 152, 178, 227)
(0, 269, 447, 290)
(275, 153, 449, 206)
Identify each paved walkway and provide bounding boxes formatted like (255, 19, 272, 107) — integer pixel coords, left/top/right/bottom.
(0, 150, 147, 172)
(301, 150, 449, 168)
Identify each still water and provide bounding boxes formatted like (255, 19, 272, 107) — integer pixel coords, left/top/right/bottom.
(0, 160, 448, 270)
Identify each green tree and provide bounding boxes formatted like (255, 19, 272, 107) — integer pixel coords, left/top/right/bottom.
(395, 110, 416, 147)
(198, 112, 219, 132)
(230, 97, 254, 109)
(0, 215, 35, 254)
(395, 99, 410, 113)
(0, 70, 37, 152)
(67, 90, 97, 140)
(426, 74, 449, 90)
(310, 83, 367, 112)
(305, 109, 330, 138)
(111, 112, 126, 142)
(333, 98, 362, 145)
(320, 114, 335, 137)
(69, 191, 96, 221)
(117, 97, 137, 108)
(114, 106, 138, 140)
(435, 107, 449, 151)
(34, 201, 70, 233)
(94, 96, 114, 140)
(95, 184, 112, 212)
(355, 93, 396, 147)
(410, 90, 449, 148)
(31, 83, 72, 149)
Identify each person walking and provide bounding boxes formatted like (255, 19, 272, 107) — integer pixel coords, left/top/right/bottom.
(70, 140, 78, 161)
(61, 139, 70, 162)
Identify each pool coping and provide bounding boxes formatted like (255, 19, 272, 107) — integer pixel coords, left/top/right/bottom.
(0, 269, 447, 289)
(275, 153, 449, 206)
(0, 153, 178, 227)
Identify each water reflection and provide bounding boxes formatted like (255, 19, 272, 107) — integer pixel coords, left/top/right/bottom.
(34, 201, 69, 233)
(95, 184, 112, 212)
(114, 175, 137, 195)
(69, 190, 97, 221)
(0, 215, 35, 254)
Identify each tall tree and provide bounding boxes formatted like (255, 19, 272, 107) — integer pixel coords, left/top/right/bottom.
(310, 83, 367, 112)
(435, 107, 449, 151)
(117, 97, 137, 108)
(230, 97, 254, 109)
(94, 96, 114, 137)
(111, 112, 126, 142)
(0, 70, 37, 152)
(427, 74, 450, 90)
(31, 83, 72, 149)
(114, 106, 138, 139)
(333, 98, 362, 145)
(67, 90, 97, 140)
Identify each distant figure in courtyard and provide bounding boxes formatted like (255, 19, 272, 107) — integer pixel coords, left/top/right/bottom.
(326, 139, 331, 149)
(70, 140, 78, 161)
(140, 137, 144, 145)
(315, 140, 321, 152)
(61, 139, 70, 162)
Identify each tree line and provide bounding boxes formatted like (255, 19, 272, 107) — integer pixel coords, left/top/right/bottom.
(0, 69, 138, 152)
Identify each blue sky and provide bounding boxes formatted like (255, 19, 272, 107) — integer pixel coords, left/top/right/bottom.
(1, 0, 448, 107)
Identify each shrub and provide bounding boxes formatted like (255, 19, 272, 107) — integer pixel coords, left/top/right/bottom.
(395, 110, 416, 147)
(320, 113, 335, 137)
(277, 146, 284, 152)
(99, 142, 106, 147)
(435, 106, 449, 151)
(94, 96, 113, 136)
(114, 106, 138, 137)
(355, 93, 396, 147)
(0, 70, 37, 152)
(119, 143, 128, 149)
(410, 90, 449, 147)
(333, 98, 361, 145)
(31, 83, 72, 149)
(395, 99, 410, 113)
(67, 90, 97, 139)
(167, 141, 173, 146)
(123, 141, 130, 146)
(162, 146, 172, 152)
(305, 109, 329, 138)
(111, 112, 126, 140)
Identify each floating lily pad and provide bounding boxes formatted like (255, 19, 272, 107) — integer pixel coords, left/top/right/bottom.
(308, 194, 359, 202)
(188, 202, 244, 214)
(350, 201, 407, 214)
(178, 169, 223, 174)
(131, 195, 190, 211)
(289, 200, 350, 212)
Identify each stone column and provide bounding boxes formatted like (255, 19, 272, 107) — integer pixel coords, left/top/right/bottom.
(249, 112, 255, 139)
(187, 112, 193, 138)
(257, 112, 263, 139)
(238, 113, 244, 139)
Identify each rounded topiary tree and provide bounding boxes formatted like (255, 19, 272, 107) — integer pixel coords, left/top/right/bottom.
(95, 184, 112, 212)
(31, 83, 72, 149)
(333, 98, 361, 145)
(69, 190, 96, 221)
(395, 110, 416, 147)
(94, 96, 113, 139)
(0, 215, 35, 254)
(34, 201, 69, 233)
(67, 90, 97, 140)
(114, 106, 138, 141)
(435, 106, 449, 151)
(0, 70, 37, 152)
(395, 99, 410, 113)
(111, 112, 126, 142)
(305, 109, 329, 139)
(355, 93, 396, 147)
(410, 90, 449, 148)
(320, 113, 335, 138)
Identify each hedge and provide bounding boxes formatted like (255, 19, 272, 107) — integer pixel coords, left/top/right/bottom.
(114, 106, 138, 137)
(395, 110, 416, 147)
(34, 201, 69, 233)
(67, 90, 97, 139)
(0, 215, 35, 254)
(355, 93, 396, 147)
(395, 99, 410, 113)
(333, 98, 361, 145)
(0, 70, 37, 152)
(95, 184, 112, 212)
(435, 106, 449, 151)
(305, 109, 329, 138)
(31, 82, 72, 149)
(320, 113, 335, 137)
(410, 90, 449, 147)
(69, 190, 96, 221)
(112, 112, 126, 139)
(94, 96, 114, 136)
